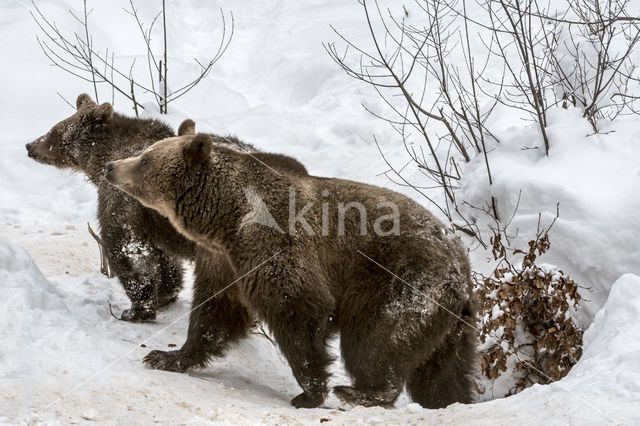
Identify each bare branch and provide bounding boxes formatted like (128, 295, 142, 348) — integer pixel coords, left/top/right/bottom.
(31, 1, 234, 114)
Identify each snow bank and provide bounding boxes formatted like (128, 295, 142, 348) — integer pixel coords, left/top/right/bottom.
(461, 107, 640, 325)
(568, 273, 640, 402)
(0, 239, 122, 390)
(0, 240, 70, 378)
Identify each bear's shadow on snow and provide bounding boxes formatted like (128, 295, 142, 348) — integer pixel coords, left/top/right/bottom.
(187, 336, 303, 404)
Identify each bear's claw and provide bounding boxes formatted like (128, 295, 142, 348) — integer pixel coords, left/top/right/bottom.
(120, 307, 156, 322)
(291, 391, 325, 409)
(143, 350, 188, 373)
(333, 385, 397, 408)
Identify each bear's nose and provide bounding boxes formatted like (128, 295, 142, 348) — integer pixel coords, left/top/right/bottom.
(105, 161, 114, 172)
(25, 143, 34, 158)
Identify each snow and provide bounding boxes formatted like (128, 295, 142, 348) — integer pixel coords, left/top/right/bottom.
(1, 239, 638, 423)
(1, 0, 639, 423)
(460, 106, 640, 327)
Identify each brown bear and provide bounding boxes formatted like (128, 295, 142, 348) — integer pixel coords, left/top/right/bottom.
(26, 94, 305, 322)
(105, 132, 477, 409)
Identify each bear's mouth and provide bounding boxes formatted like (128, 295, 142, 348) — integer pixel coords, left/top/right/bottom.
(105, 169, 124, 187)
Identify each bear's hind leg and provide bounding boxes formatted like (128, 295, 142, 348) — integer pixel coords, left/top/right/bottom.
(336, 326, 404, 408)
(334, 271, 412, 408)
(406, 308, 476, 408)
(271, 310, 334, 409)
(333, 384, 401, 408)
(254, 287, 334, 409)
(145, 250, 251, 372)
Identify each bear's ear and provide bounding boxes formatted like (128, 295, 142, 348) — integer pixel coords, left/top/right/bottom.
(76, 93, 96, 110)
(89, 103, 114, 123)
(178, 119, 196, 136)
(183, 134, 212, 168)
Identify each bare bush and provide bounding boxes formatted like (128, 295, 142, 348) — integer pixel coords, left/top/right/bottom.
(326, 0, 640, 246)
(325, 0, 502, 247)
(32, 0, 233, 115)
(480, 0, 560, 155)
(547, 0, 640, 131)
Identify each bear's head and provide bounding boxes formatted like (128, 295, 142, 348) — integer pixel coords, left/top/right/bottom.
(26, 93, 113, 170)
(106, 132, 213, 218)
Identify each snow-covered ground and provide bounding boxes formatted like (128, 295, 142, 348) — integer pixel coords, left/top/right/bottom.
(1, 0, 639, 423)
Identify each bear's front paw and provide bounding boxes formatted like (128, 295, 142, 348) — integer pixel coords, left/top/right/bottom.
(120, 307, 156, 322)
(291, 391, 325, 409)
(143, 350, 188, 373)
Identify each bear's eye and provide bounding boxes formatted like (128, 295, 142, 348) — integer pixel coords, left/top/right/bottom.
(141, 158, 148, 166)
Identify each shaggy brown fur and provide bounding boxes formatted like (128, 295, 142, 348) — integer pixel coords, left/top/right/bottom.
(176, 118, 307, 176)
(26, 94, 304, 322)
(106, 133, 477, 409)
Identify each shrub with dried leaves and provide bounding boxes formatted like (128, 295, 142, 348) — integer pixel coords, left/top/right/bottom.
(476, 221, 583, 396)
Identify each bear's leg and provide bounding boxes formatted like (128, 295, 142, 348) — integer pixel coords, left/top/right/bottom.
(156, 253, 183, 307)
(272, 312, 333, 408)
(336, 264, 458, 408)
(144, 250, 251, 372)
(406, 308, 476, 408)
(102, 228, 162, 321)
(255, 286, 334, 409)
(335, 326, 404, 408)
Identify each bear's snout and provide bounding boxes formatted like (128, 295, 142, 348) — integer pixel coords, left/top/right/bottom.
(26, 141, 39, 160)
(105, 160, 128, 187)
(25, 136, 53, 163)
(26, 142, 34, 156)
(105, 161, 118, 184)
